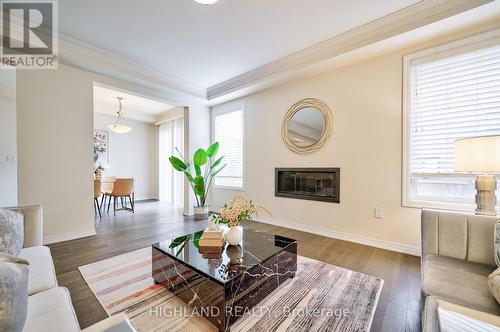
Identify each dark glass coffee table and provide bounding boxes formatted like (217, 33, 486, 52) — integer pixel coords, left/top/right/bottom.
(152, 228, 297, 331)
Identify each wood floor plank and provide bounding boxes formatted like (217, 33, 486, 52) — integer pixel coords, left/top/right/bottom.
(49, 201, 421, 330)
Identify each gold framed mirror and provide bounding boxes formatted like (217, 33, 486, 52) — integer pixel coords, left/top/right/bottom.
(281, 98, 333, 154)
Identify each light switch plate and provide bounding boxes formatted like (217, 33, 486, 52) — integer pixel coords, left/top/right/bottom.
(374, 207, 384, 219)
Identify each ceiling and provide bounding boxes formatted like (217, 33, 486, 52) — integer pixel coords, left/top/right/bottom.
(93, 85, 176, 122)
(60, 0, 420, 88)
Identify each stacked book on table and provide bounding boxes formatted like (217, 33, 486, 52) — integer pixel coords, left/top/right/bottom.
(198, 229, 225, 259)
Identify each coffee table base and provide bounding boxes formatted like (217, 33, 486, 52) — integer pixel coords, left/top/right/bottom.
(152, 242, 297, 331)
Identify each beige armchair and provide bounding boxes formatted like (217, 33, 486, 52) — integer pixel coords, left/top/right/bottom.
(421, 209, 500, 331)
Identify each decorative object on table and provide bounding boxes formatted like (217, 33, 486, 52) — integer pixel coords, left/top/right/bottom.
(202, 217, 224, 238)
(282, 98, 333, 154)
(93, 129, 109, 164)
(93, 161, 109, 180)
(226, 226, 243, 246)
(198, 246, 223, 259)
(198, 223, 225, 248)
(197, 220, 225, 258)
(198, 235, 224, 247)
(455, 135, 500, 215)
(212, 195, 269, 245)
(169, 142, 226, 220)
(206, 215, 222, 231)
(225, 244, 242, 264)
(108, 97, 132, 134)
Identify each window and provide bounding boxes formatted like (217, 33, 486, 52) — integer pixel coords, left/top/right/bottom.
(403, 30, 500, 210)
(211, 102, 244, 189)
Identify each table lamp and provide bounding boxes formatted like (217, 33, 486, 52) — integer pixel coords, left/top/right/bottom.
(455, 135, 500, 215)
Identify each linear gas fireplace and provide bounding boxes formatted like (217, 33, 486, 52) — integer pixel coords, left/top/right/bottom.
(275, 168, 340, 203)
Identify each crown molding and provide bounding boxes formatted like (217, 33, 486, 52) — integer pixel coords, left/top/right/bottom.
(3, 0, 492, 103)
(207, 0, 492, 100)
(58, 33, 208, 100)
(1, 17, 208, 101)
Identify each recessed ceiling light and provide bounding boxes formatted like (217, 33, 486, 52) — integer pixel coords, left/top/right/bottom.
(195, 0, 218, 4)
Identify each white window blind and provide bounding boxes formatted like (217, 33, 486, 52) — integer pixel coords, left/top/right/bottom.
(213, 106, 244, 189)
(405, 40, 500, 208)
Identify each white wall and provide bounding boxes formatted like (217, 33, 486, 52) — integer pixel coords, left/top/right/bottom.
(211, 24, 499, 255)
(94, 113, 157, 200)
(0, 91, 17, 207)
(17, 63, 210, 243)
(184, 104, 211, 215)
(17, 64, 96, 243)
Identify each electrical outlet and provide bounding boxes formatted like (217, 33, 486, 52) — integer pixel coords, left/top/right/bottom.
(374, 207, 384, 219)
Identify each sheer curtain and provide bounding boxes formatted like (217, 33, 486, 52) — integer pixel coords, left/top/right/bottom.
(158, 117, 184, 207)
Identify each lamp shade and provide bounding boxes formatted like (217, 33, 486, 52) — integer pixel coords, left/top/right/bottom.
(454, 135, 500, 172)
(195, 0, 218, 4)
(108, 124, 132, 134)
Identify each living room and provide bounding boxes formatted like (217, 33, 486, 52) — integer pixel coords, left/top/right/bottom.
(1, 1, 500, 331)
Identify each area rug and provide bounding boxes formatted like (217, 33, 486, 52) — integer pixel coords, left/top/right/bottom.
(79, 247, 383, 332)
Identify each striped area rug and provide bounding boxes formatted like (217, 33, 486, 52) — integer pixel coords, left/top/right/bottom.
(79, 247, 383, 331)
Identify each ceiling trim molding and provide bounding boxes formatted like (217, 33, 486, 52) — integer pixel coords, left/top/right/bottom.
(206, 0, 492, 100)
(58, 33, 208, 100)
(1, 19, 208, 101)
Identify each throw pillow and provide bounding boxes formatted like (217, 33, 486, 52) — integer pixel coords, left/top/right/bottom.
(488, 267, 500, 305)
(495, 222, 500, 267)
(0, 253, 29, 332)
(0, 209, 24, 256)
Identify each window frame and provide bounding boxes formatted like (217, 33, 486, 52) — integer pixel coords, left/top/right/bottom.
(211, 100, 246, 191)
(402, 29, 500, 211)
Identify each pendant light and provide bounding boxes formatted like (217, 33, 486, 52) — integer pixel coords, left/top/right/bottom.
(108, 97, 132, 134)
(195, 0, 218, 4)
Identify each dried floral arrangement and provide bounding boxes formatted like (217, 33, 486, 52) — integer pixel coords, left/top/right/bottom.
(211, 195, 269, 227)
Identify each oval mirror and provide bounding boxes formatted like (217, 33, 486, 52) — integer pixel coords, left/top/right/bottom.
(282, 98, 332, 154)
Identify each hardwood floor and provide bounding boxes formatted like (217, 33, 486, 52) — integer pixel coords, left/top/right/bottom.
(49, 201, 421, 331)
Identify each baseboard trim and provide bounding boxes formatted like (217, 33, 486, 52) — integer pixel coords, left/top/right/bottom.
(256, 216, 421, 257)
(135, 198, 159, 203)
(43, 228, 97, 245)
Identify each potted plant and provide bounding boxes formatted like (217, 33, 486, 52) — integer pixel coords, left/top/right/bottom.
(211, 195, 269, 245)
(93, 161, 109, 179)
(169, 142, 226, 220)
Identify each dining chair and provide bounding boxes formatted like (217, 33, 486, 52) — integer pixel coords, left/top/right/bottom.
(106, 178, 135, 216)
(93, 179, 102, 218)
(100, 177, 116, 211)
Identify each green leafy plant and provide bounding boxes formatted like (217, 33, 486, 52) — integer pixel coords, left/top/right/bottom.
(169, 142, 226, 207)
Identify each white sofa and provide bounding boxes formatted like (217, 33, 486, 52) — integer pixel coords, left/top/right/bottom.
(6, 205, 136, 332)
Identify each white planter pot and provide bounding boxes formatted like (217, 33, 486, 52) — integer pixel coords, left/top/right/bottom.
(226, 226, 243, 246)
(193, 205, 209, 220)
